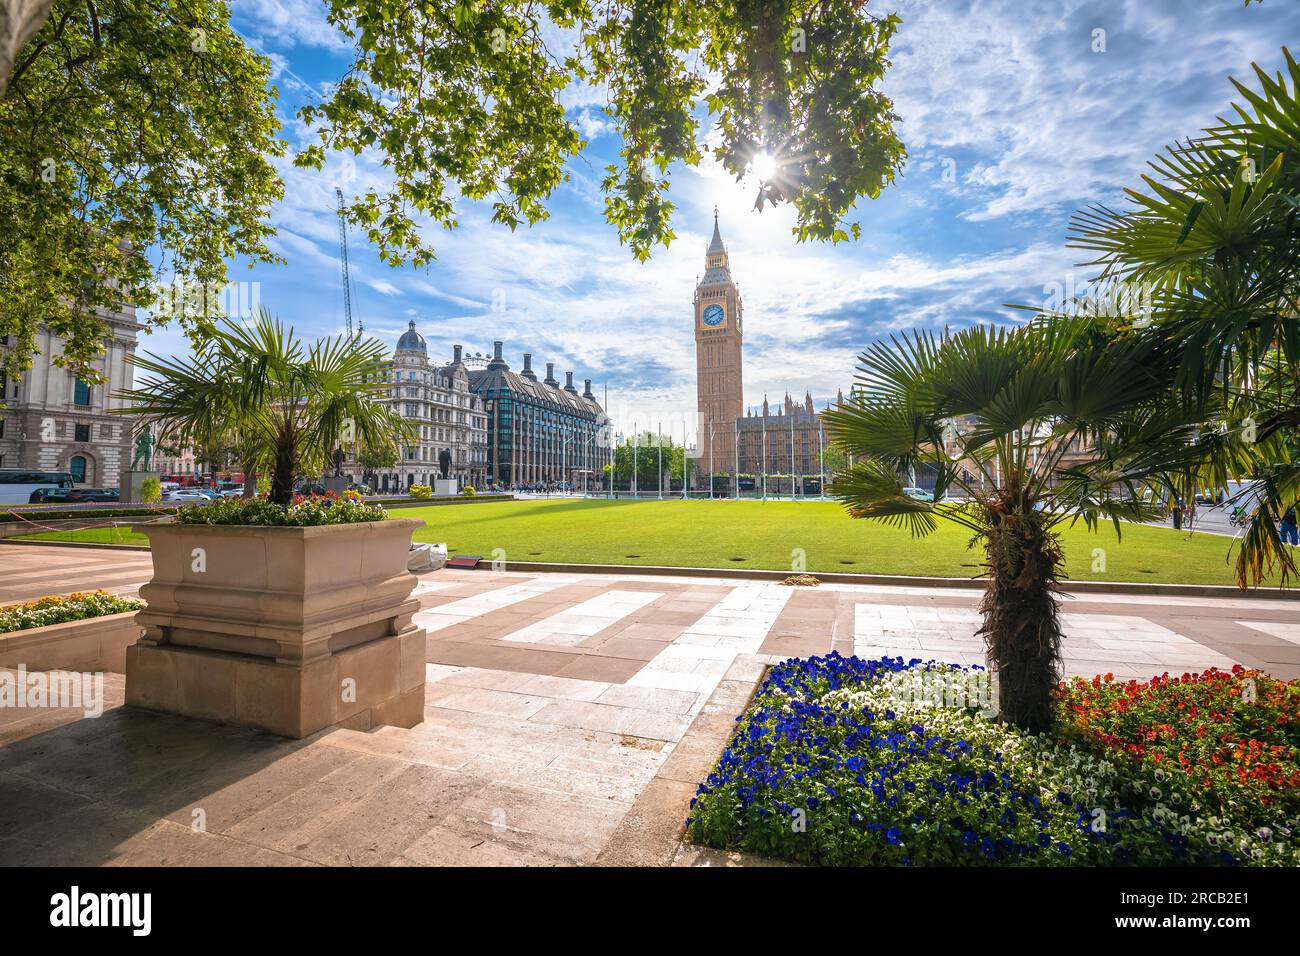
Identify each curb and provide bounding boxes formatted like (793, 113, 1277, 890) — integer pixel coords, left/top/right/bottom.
(491, 560, 1299, 601)
(0, 538, 149, 552)
(2, 540, 1295, 600)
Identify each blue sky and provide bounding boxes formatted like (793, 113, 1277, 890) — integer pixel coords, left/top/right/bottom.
(143, 0, 1300, 438)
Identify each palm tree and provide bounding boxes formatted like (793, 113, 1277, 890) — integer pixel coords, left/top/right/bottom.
(1061, 47, 1300, 587)
(823, 317, 1232, 733)
(116, 307, 412, 505)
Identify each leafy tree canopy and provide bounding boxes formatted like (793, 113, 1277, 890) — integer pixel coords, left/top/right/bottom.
(298, 0, 906, 264)
(0, 0, 284, 384)
(2, 0, 904, 381)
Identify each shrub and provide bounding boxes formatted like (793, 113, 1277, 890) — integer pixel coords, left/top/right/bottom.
(138, 476, 162, 504)
(0, 590, 145, 633)
(175, 495, 387, 526)
(686, 653, 1300, 866)
(460, 485, 476, 496)
(409, 483, 433, 499)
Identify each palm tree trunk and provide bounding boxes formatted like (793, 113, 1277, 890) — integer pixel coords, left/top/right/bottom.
(979, 508, 1063, 734)
(241, 456, 258, 499)
(270, 428, 296, 506)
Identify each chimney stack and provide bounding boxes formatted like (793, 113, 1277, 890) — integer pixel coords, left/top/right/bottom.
(583, 378, 594, 399)
(544, 362, 558, 386)
(564, 371, 578, 394)
(453, 344, 463, 364)
(521, 353, 536, 380)
(487, 340, 508, 370)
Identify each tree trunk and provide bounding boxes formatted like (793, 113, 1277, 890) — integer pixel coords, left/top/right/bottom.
(979, 508, 1063, 734)
(270, 430, 296, 506)
(0, 0, 54, 98)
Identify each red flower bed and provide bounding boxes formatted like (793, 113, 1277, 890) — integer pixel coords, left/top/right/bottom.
(1056, 666, 1300, 816)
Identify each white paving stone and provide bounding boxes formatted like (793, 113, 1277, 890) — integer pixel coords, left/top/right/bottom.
(499, 589, 663, 646)
(1240, 620, 1300, 645)
(413, 578, 575, 632)
(627, 583, 792, 696)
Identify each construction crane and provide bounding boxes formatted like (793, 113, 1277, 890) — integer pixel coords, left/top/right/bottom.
(335, 187, 361, 336)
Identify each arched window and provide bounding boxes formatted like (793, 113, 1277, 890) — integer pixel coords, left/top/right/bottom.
(70, 455, 87, 483)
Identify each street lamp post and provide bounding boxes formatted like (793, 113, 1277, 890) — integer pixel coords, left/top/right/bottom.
(657, 421, 663, 500)
(709, 420, 715, 500)
(818, 407, 826, 500)
(733, 421, 743, 504)
(790, 412, 796, 501)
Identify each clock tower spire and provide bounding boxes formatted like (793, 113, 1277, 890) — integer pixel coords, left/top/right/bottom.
(694, 211, 744, 486)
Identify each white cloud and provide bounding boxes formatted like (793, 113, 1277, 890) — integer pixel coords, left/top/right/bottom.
(884, 0, 1294, 222)
(233, 0, 350, 54)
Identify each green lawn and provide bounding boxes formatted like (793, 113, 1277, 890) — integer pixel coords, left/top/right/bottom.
(18, 498, 1265, 586)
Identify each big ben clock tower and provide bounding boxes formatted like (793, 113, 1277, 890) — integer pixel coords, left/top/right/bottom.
(694, 209, 744, 481)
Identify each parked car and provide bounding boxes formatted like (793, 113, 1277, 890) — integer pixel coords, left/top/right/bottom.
(28, 487, 120, 504)
(219, 487, 247, 498)
(902, 486, 934, 501)
(74, 488, 121, 502)
(28, 488, 73, 503)
(163, 489, 218, 503)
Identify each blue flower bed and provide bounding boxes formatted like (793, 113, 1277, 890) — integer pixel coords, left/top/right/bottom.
(685, 652, 1299, 866)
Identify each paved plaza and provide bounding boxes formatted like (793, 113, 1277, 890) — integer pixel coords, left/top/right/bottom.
(1, 542, 1297, 866)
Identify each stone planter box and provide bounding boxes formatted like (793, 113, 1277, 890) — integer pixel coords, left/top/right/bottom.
(0, 610, 143, 673)
(126, 518, 427, 738)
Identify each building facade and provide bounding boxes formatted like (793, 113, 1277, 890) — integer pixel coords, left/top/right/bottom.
(152, 444, 200, 478)
(736, 392, 828, 481)
(0, 304, 140, 487)
(468, 342, 610, 489)
(694, 209, 745, 478)
(358, 322, 489, 492)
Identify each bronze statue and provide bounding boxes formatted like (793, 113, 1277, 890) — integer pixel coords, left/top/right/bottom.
(131, 424, 155, 471)
(438, 448, 451, 479)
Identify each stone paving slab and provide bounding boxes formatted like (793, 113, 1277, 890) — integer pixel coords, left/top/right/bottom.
(0, 543, 1296, 867)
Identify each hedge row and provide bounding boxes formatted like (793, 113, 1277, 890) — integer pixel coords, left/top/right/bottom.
(0, 506, 179, 523)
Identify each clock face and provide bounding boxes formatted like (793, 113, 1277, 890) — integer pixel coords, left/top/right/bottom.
(702, 304, 725, 327)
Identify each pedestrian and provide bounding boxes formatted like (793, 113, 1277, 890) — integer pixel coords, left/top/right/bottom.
(1281, 504, 1298, 547)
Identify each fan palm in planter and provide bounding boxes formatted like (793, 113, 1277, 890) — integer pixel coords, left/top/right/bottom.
(111, 309, 427, 738)
(823, 317, 1243, 733)
(115, 307, 412, 504)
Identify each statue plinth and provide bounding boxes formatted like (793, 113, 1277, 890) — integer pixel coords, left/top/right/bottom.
(434, 478, 458, 496)
(121, 470, 160, 504)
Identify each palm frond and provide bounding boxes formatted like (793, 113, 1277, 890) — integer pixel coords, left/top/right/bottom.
(828, 460, 945, 537)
